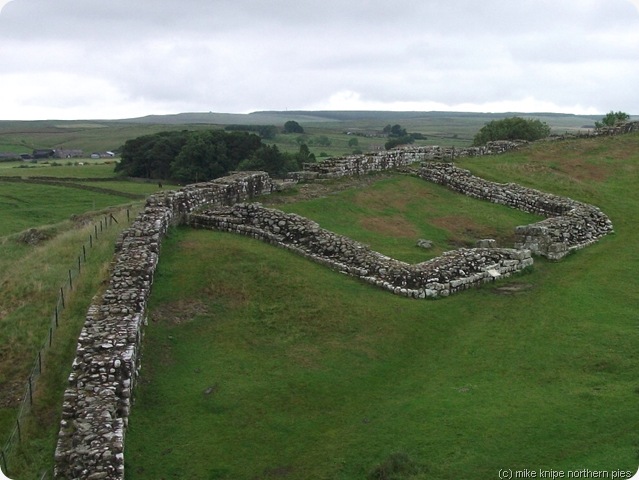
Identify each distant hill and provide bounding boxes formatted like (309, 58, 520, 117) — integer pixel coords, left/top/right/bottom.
(0, 110, 608, 156)
(119, 110, 603, 132)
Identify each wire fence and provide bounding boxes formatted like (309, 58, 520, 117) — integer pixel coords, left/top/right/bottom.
(1, 209, 131, 480)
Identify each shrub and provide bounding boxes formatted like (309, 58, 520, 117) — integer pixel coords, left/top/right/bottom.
(473, 117, 550, 145)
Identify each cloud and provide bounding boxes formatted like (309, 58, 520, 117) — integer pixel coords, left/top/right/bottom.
(0, 0, 638, 119)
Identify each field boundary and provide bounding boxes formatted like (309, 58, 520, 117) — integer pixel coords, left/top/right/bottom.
(0, 211, 130, 480)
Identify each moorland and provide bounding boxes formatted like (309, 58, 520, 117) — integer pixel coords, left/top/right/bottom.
(0, 111, 637, 479)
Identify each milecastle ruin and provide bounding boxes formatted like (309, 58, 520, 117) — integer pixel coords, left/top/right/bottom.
(52, 126, 624, 478)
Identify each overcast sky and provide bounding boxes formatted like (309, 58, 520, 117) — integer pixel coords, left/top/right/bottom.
(1, 0, 638, 120)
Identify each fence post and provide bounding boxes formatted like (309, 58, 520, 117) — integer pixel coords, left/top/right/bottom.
(55, 306, 59, 327)
(68, 270, 73, 290)
(28, 376, 33, 406)
(78, 256, 81, 274)
(127, 209, 130, 221)
(38, 351, 42, 374)
(49, 328, 53, 347)
(16, 419, 21, 442)
(83, 245, 87, 262)
(60, 288, 65, 309)
(89, 234, 93, 248)
(95, 224, 98, 239)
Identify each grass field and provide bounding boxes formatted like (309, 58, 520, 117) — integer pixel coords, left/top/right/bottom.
(123, 133, 639, 479)
(0, 119, 637, 479)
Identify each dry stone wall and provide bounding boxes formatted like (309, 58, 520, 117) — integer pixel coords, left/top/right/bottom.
(53, 124, 619, 477)
(53, 172, 273, 480)
(418, 163, 614, 259)
(189, 203, 533, 299)
(294, 140, 525, 179)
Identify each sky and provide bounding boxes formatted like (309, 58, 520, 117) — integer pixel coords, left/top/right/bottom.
(0, 0, 638, 120)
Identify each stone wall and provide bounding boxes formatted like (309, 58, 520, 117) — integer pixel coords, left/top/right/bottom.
(53, 172, 273, 480)
(53, 137, 617, 476)
(189, 203, 533, 299)
(418, 163, 614, 260)
(293, 140, 525, 179)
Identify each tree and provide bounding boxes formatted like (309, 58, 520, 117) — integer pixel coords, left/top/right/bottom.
(295, 144, 316, 166)
(472, 117, 550, 146)
(116, 129, 264, 183)
(170, 131, 230, 183)
(595, 111, 630, 128)
(384, 135, 414, 150)
(383, 124, 408, 137)
(238, 144, 298, 177)
(116, 130, 189, 178)
(283, 120, 304, 134)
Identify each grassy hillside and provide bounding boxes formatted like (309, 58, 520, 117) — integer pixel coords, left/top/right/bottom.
(123, 133, 639, 479)
(1, 122, 637, 479)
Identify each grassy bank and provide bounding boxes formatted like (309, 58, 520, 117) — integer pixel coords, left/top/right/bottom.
(0, 206, 141, 478)
(125, 133, 639, 479)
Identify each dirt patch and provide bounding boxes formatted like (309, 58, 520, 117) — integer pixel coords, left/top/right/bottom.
(0, 380, 24, 408)
(554, 158, 609, 182)
(493, 283, 534, 295)
(431, 215, 492, 245)
(150, 299, 209, 325)
(359, 215, 418, 238)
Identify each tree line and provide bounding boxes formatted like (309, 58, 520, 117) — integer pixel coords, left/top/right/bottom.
(114, 129, 315, 183)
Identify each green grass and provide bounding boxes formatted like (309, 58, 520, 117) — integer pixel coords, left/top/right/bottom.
(125, 134, 639, 479)
(1, 122, 638, 479)
(125, 228, 638, 480)
(267, 175, 541, 263)
(0, 160, 117, 178)
(0, 182, 136, 236)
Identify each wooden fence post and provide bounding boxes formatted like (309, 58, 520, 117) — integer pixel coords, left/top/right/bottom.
(28, 376, 33, 406)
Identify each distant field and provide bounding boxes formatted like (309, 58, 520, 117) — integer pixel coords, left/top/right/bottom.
(0, 160, 117, 178)
(0, 110, 603, 160)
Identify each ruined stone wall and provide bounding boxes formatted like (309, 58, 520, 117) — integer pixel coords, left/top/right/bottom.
(189, 203, 533, 299)
(53, 172, 273, 480)
(294, 140, 525, 179)
(53, 145, 616, 476)
(418, 163, 614, 260)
